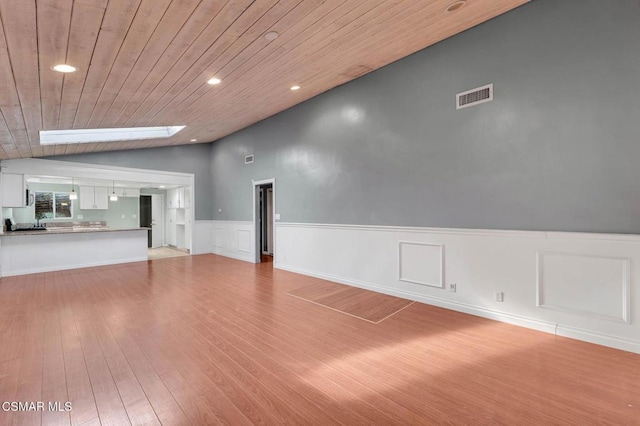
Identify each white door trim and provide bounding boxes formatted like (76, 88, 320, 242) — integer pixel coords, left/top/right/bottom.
(252, 178, 276, 263)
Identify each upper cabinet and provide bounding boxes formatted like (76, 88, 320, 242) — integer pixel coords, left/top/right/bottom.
(178, 187, 185, 208)
(1, 173, 26, 207)
(167, 188, 175, 209)
(167, 187, 186, 209)
(80, 186, 108, 210)
(184, 187, 191, 209)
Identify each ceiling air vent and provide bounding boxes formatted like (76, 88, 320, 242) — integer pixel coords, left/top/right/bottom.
(456, 84, 493, 109)
(245, 154, 254, 164)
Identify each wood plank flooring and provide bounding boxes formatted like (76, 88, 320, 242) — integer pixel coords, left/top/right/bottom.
(0, 254, 638, 425)
(288, 281, 414, 323)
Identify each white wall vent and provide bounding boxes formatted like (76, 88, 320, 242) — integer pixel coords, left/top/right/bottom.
(245, 154, 254, 164)
(456, 84, 493, 109)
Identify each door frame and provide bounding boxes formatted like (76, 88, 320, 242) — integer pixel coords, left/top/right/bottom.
(252, 178, 275, 263)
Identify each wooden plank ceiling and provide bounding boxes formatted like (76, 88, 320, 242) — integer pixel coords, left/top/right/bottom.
(0, 0, 529, 159)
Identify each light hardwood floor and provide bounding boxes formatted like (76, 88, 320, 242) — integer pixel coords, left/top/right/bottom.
(0, 254, 638, 425)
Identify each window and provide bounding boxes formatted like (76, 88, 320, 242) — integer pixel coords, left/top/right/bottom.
(35, 192, 73, 219)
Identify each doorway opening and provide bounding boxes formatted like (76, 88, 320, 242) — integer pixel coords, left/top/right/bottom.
(253, 179, 275, 264)
(140, 194, 165, 248)
(140, 193, 183, 260)
(140, 195, 152, 248)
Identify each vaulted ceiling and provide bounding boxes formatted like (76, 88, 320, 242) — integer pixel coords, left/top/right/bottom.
(0, 0, 529, 159)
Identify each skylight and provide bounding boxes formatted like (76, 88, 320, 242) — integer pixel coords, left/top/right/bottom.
(39, 126, 186, 145)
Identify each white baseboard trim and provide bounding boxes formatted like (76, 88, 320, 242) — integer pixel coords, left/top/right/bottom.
(2, 257, 149, 277)
(212, 248, 254, 263)
(556, 325, 640, 354)
(276, 263, 640, 353)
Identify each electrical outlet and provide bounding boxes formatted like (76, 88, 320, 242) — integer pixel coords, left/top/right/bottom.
(121, 214, 125, 219)
(449, 283, 457, 292)
(132, 214, 137, 219)
(495, 291, 504, 302)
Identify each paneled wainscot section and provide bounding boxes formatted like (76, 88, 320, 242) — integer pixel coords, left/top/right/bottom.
(207, 221, 640, 353)
(212, 221, 255, 263)
(270, 223, 640, 354)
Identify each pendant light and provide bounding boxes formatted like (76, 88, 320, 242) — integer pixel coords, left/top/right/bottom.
(69, 177, 77, 200)
(110, 180, 118, 201)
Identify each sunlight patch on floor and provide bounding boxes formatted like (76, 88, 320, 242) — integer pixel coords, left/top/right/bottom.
(302, 321, 535, 400)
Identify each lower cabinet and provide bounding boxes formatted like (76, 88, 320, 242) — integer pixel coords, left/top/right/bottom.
(165, 203, 190, 251)
(164, 187, 192, 250)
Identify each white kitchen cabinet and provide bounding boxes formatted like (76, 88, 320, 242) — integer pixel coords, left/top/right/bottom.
(95, 187, 108, 209)
(2, 173, 25, 207)
(114, 187, 141, 198)
(167, 187, 185, 209)
(80, 186, 108, 210)
(167, 188, 176, 209)
(178, 187, 185, 208)
(183, 187, 191, 209)
(79, 187, 93, 210)
(165, 186, 191, 251)
(167, 208, 176, 246)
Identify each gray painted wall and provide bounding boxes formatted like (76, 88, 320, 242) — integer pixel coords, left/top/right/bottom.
(50, 144, 213, 220)
(210, 0, 640, 233)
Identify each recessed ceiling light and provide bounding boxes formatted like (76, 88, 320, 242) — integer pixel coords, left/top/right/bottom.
(190, 139, 197, 142)
(207, 77, 221, 85)
(159, 185, 166, 188)
(264, 31, 279, 41)
(290, 85, 300, 91)
(445, 0, 467, 12)
(51, 64, 77, 73)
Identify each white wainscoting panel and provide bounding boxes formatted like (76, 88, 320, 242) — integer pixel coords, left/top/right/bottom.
(212, 221, 255, 262)
(274, 222, 640, 354)
(399, 242, 443, 288)
(537, 252, 629, 323)
(214, 226, 223, 248)
(237, 229, 252, 253)
(192, 220, 214, 255)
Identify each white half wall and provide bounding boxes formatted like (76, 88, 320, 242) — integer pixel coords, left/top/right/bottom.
(272, 222, 640, 354)
(192, 220, 214, 255)
(212, 220, 254, 263)
(1, 230, 148, 277)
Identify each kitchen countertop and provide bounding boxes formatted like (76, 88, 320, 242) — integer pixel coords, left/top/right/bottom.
(0, 227, 150, 237)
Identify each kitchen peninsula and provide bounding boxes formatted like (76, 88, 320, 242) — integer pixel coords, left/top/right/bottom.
(0, 158, 196, 277)
(0, 224, 148, 277)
